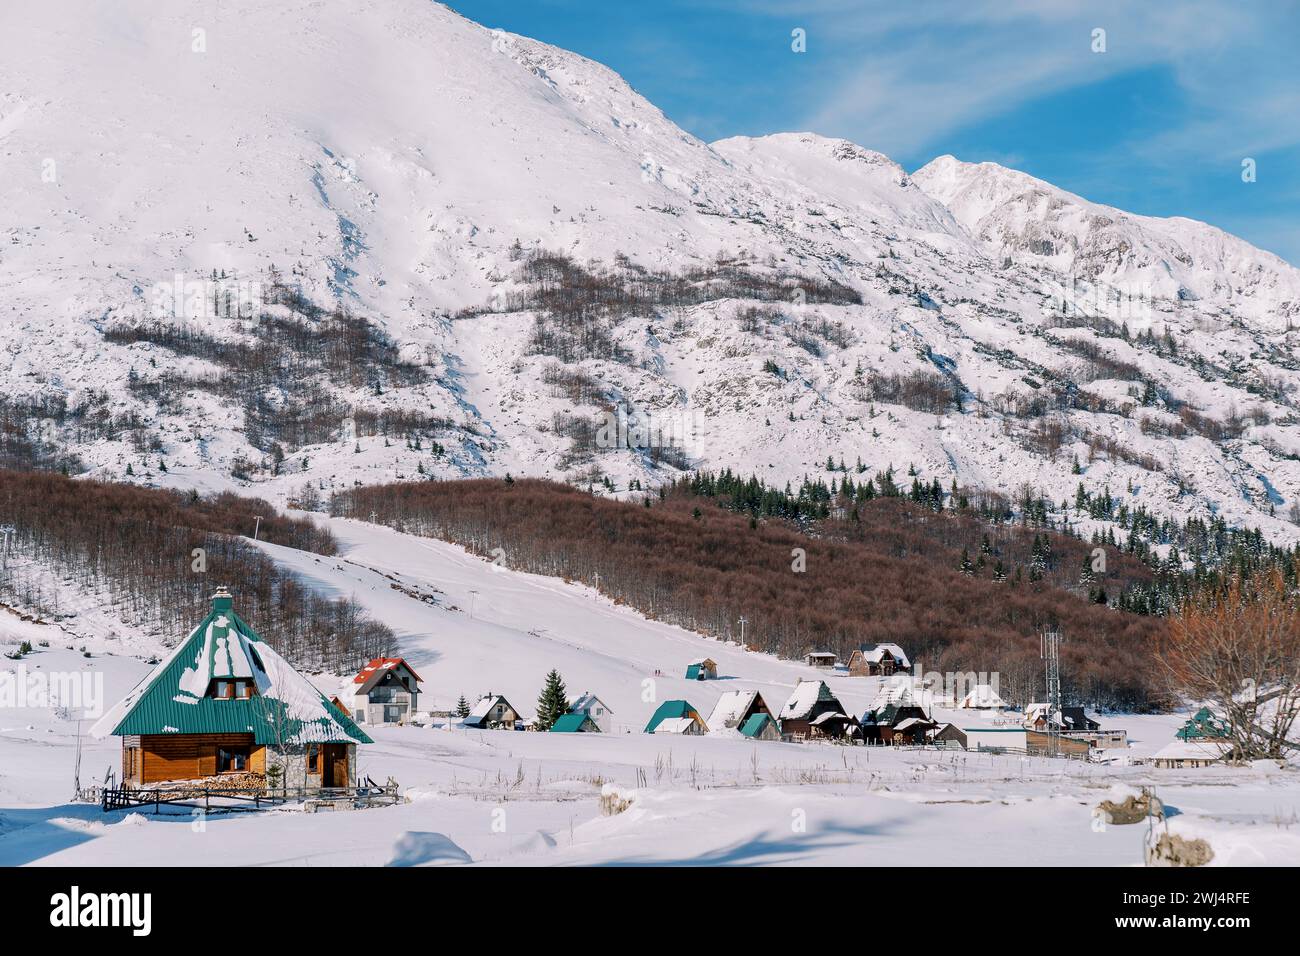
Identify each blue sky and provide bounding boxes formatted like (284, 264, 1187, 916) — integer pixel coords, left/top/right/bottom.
(448, 0, 1300, 265)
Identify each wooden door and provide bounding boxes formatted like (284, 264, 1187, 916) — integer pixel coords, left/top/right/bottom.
(323, 744, 348, 788)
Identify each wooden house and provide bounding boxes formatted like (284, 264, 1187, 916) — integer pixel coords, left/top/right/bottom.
(778, 680, 850, 740)
(861, 703, 932, 744)
(1025, 730, 1093, 757)
(644, 699, 708, 734)
(930, 723, 968, 749)
(846, 643, 911, 677)
(463, 694, 524, 729)
(684, 658, 717, 681)
(91, 588, 370, 788)
(706, 690, 772, 733)
(568, 692, 613, 732)
(350, 657, 422, 725)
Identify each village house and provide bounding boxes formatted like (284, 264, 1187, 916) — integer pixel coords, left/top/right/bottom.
(1024, 704, 1128, 750)
(350, 657, 422, 725)
(803, 650, 838, 669)
(684, 658, 717, 681)
(1148, 708, 1232, 767)
(846, 643, 911, 677)
(549, 712, 601, 733)
(778, 680, 852, 740)
(1176, 706, 1229, 740)
(1151, 739, 1228, 768)
(706, 689, 772, 734)
(91, 588, 371, 789)
(644, 699, 708, 734)
(568, 692, 613, 732)
(463, 693, 524, 730)
(861, 703, 932, 744)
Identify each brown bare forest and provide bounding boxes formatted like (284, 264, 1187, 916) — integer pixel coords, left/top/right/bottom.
(0, 469, 393, 670)
(332, 477, 1168, 709)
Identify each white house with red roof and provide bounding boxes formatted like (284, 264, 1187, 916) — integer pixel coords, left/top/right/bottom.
(350, 657, 423, 725)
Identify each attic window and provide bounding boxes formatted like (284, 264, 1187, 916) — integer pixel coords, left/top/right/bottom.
(211, 679, 255, 700)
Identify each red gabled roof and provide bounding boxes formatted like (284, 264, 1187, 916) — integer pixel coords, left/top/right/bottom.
(353, 657, 423, 691)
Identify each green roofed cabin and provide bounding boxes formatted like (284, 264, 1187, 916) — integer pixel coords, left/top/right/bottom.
(1176, 706, 1229, 740)
(91, 588, 371, 788)
(684, 658, 717, 681)
(549, 712, 600, 733)
(644, 699, 708, 734)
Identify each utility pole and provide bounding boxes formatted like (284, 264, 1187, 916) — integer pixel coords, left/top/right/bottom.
(252, 515, 263, 541)
(1041, 627, 1063, 757)
(738, 615, 748, 646)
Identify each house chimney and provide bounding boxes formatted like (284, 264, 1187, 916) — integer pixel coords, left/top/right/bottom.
(211, 587, 233, 612)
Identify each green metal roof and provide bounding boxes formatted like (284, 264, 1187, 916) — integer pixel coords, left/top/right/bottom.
(644, 699, 697, 733)
(99, 592, 371, 746)
(685, 664, 702, 680)
(739, 713, 775, 738)
(550, 713, 597, 733)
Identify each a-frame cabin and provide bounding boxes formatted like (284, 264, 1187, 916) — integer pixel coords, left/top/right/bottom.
(92, 588, 371, 788)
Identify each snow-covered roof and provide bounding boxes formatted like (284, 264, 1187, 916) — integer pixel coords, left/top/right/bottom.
(91, 590, 370, 746)
(1152, 740, 1229, 763)
(780, 680, 838, 720)
(707, 690, 759, 731)
(653, 717, 699, 734)
(570, 692, 611, 715)
(854, 643, 911, 667)
(809, 711, 848, 726)
(687, 657, 716, 667)
(893, 716, 936, 731)
(960, 684, 1008, 709)
(868, 674, 927, 710)
(467, 694, 512, 721)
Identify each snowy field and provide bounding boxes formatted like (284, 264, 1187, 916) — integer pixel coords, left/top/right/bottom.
(2, 518, 1299, 866)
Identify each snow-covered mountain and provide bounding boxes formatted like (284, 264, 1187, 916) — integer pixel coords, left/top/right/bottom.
(913, 155, 1300, 329)
(3, 0, 1300, 545)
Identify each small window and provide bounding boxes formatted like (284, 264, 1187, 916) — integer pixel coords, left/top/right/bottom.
(214, 680, 233, 699)
(217, 747, 249, 773)
(306, 745, 320, 774)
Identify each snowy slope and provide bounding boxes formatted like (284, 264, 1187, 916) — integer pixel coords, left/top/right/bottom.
(4, 524, 1300, 867)
(3, 0, 1300, 546)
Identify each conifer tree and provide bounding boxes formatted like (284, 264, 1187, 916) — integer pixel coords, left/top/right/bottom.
(455, 695, 471, 719)
(535, 669, 569, 731)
